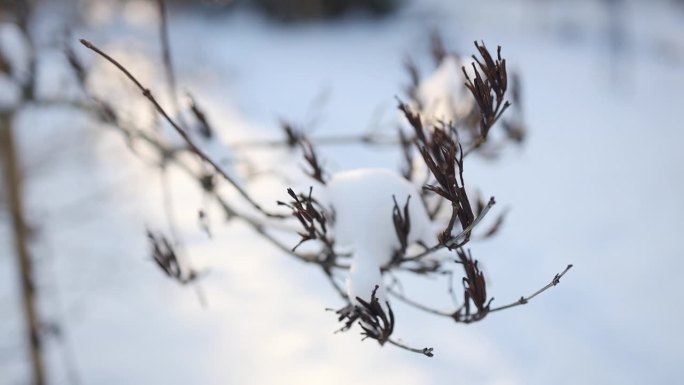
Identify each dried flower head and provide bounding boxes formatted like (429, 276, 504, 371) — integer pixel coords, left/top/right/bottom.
(463, 41, 511, 141)
(336, 285, 395, 345)
(277, 187, 332, 251)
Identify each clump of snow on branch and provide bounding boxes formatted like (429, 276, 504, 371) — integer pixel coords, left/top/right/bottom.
(325, 168, 435, 305)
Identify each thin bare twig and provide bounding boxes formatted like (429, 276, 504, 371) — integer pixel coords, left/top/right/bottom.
(489, 264, 573, 313)
(154, 0, 183, 248)
(156, 0, 183, 123)
(79, 39, 283, 218)
(391, 264, 573, 324)
(387, 339, 434, 357)
(68, 89, 341, 271)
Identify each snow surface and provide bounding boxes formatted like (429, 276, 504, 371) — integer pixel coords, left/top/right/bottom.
(2, 0, 684, 384)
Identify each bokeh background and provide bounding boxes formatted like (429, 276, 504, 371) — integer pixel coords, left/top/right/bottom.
(1, 0, 683, 384)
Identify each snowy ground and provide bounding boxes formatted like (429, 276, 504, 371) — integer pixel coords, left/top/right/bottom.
(2, 0, 684, 384)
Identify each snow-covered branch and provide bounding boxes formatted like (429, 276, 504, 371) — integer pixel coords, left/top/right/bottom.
(71, 2, 571, 357)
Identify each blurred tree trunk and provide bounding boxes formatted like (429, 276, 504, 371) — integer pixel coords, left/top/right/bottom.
(1, 115, 46, 385)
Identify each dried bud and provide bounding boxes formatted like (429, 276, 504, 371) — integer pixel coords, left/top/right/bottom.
(463, 41, 511, 140)
(299, 138, 327, 184)
(278, 187, 332, 251)
(188, 94, 214, 139)
(336, 286, 395, 346)
(147, 230, 197, 285)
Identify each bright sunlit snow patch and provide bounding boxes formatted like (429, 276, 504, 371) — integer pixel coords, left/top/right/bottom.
(346, 243, 388, 305)
(417, 55, 475, 124)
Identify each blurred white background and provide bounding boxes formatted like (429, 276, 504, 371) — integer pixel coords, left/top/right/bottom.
(1, 0, 683, 384)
